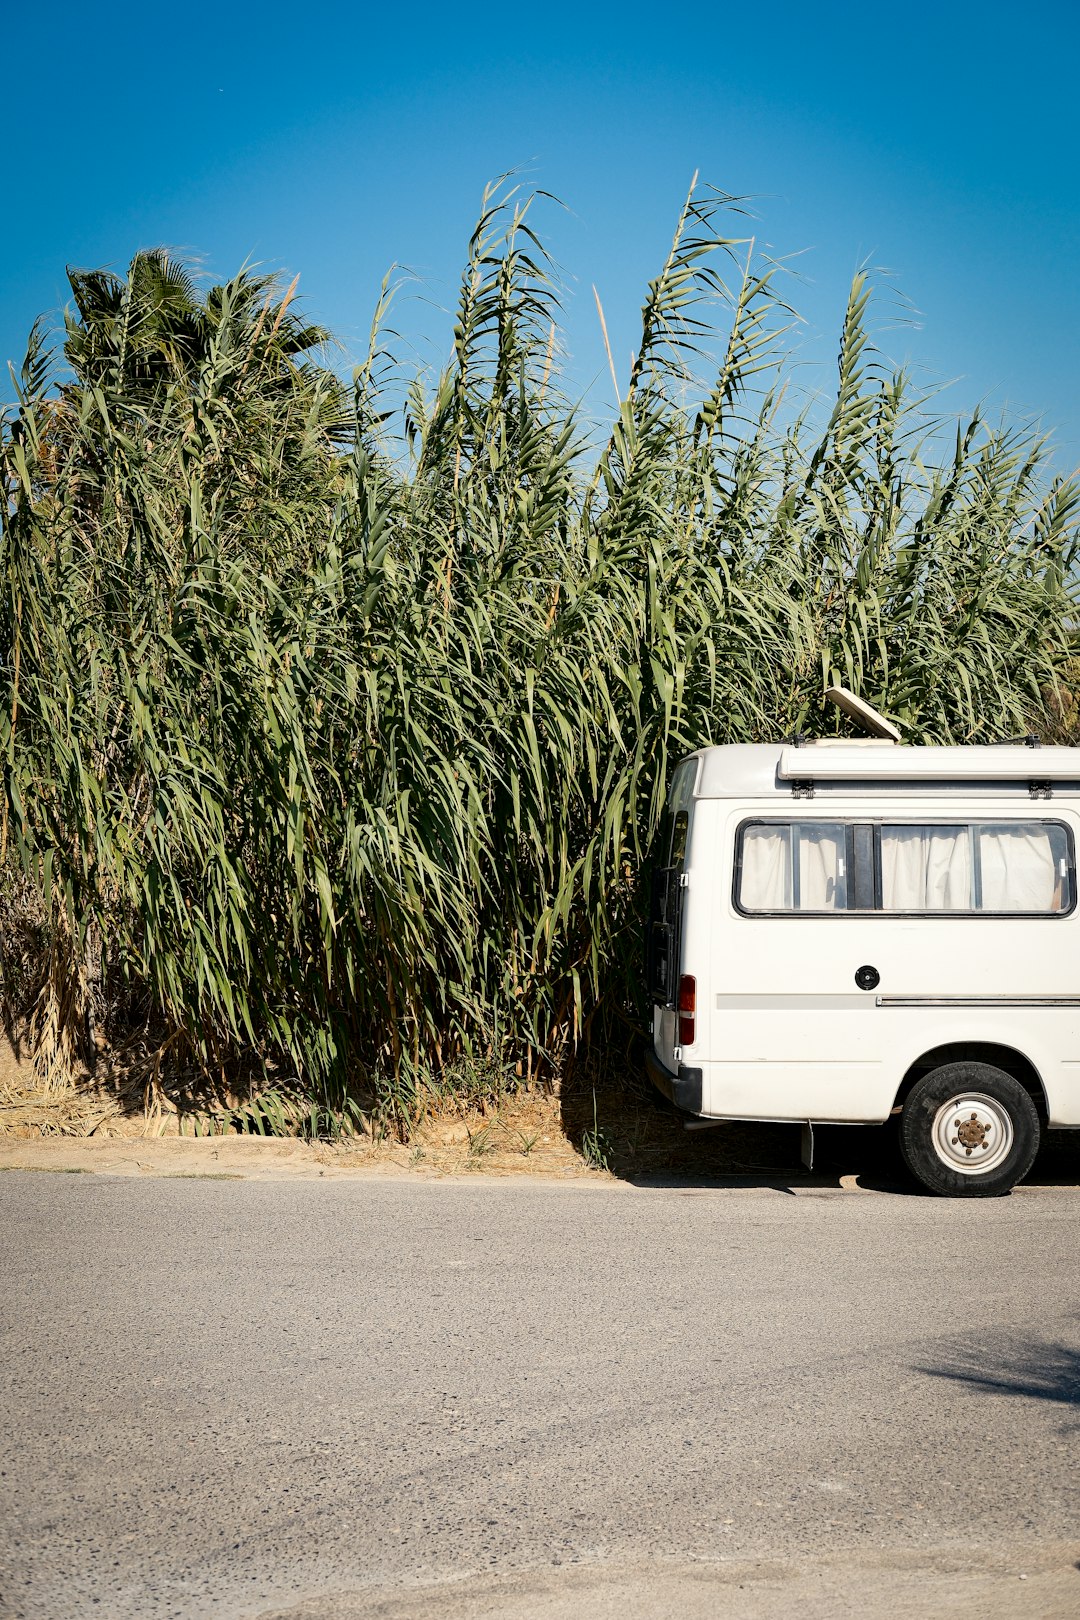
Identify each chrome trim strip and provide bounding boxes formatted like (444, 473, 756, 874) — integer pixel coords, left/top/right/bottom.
(876, 995, 1080, 1008)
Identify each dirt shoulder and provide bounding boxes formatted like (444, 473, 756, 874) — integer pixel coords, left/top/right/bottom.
(0, 1099, 595, 1182)
(3, 1031, 1078, 1187)
(0, 1093, 788, 1184)
(0, 1028, 808, 1183)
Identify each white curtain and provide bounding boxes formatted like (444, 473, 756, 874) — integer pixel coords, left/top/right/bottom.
(881, 826, 971, 910)
(741, 826, 791, 909)
(881, 823, 1065, 912)
(741, 825, 846, 911)
(800, 827, 846, 908)
(978, 824, 1062, 911)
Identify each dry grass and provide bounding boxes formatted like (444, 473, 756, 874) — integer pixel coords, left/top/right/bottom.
(0, 1033, 103, 1136)
(0, 1030, 191, 1139)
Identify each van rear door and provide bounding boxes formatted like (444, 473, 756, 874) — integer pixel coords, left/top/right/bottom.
(649, 759, 697, 1070)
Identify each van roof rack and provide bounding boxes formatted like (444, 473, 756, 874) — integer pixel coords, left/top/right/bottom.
(776, 744, 1080, 785)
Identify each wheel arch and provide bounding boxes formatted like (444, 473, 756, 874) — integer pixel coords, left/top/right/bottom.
(892, 1042, 1048, 1121)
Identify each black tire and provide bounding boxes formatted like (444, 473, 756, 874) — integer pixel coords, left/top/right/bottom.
(899, 1061, 1041, 1198)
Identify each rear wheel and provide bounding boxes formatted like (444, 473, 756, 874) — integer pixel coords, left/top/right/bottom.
(899, 1061, 1040, 1197)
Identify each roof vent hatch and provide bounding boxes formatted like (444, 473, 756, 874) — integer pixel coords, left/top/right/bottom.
(823, 686, 902, 743)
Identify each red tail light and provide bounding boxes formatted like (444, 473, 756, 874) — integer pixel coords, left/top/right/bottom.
(678, 974, 696, 1047)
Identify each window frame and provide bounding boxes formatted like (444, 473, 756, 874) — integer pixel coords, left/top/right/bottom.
(732, 816, 1077, 920)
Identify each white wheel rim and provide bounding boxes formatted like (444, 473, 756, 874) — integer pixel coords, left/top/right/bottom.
(931, 1092, 1014, 1176)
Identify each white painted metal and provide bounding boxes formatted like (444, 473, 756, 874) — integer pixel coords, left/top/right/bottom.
(931, 1093, 1014, 1174)
(652, 741, 1080, 1130)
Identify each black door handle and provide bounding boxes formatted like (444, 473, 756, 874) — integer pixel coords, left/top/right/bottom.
(855, 965, 880, 992)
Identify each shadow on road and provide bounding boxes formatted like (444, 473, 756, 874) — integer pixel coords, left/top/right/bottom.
(916, 1335, 1080, 1429)
(557, 1054, 1080, 1195)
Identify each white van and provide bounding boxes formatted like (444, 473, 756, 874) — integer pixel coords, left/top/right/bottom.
(645, 691, 1080, 1196)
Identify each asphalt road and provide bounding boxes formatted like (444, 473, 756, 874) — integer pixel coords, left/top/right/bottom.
(1, 1171, 1079, 1619)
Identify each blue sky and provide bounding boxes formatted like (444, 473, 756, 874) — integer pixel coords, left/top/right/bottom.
(5, 0, 1079, 470)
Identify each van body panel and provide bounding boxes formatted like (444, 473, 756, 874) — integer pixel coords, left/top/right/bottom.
(695, 1010, 1080, 1124)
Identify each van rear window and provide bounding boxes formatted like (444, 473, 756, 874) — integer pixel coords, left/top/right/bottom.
(739, 822, 848, 911)
(735, 820, 1074, 917)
